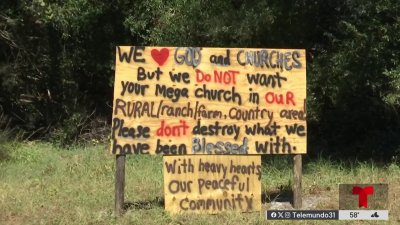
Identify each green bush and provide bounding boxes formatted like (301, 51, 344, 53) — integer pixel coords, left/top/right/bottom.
(0, 0, 399, 158)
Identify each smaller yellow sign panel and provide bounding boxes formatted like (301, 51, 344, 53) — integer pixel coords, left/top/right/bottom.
(163, 155, 261, 213)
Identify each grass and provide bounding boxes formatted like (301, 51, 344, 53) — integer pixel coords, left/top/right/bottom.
(0, 141, 399, 225)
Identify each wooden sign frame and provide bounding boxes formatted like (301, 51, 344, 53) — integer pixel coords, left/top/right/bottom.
(111, 46, 306, 215)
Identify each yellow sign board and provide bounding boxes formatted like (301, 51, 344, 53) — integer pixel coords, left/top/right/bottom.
(111, 46, 306, 155)
(163, 155, 261, 213)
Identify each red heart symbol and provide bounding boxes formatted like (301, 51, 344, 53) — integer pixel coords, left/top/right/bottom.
(151, 48, 169, 66)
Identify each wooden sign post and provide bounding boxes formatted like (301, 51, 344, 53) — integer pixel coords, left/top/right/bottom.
(293, 154, 302, 208)
(115, 154, 125, 216)
(111, 46, 307, 215)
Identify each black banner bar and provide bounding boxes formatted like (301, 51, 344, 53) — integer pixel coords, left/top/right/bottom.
(266, 210, 339, 220)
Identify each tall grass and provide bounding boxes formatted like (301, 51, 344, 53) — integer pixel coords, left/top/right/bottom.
(0, 142, 399, 225)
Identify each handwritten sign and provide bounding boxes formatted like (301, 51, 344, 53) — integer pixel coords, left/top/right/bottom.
(163, 155, 261, 213)
(111, 46, 306, 155)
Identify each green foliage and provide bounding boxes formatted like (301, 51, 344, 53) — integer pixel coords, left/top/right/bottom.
(308, 0, 400, 159)
(0, 0, 133, 138)
(50, 112, 88, 147)
(384, 67, 400, 106)
(0, 0, 399, 158)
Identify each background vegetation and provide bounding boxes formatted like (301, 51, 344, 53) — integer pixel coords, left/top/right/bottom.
(1, 0, 400, 159)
